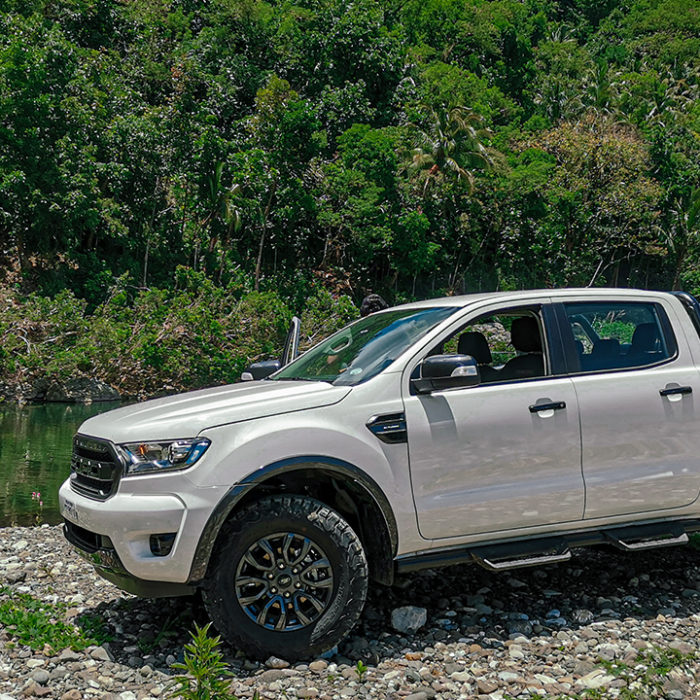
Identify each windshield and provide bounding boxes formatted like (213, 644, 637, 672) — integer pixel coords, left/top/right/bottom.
(272, 306, 457, 386)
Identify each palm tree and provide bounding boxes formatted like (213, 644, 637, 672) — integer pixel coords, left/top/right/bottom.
(405, 106, 493, 195)
(667, 188, 700, 290)
(192, 162, 242, 276)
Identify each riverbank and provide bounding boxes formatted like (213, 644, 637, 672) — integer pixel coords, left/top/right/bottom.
(0, 282, 357, 404)
(1, 526, 699, 699)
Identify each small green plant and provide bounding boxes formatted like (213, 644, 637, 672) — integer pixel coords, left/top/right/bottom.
(0, 586, 103, 652)
(354, 659, 369, 681)
(168, 623, 238, 700)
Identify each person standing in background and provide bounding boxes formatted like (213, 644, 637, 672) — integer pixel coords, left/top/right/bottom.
(360, 294, 389, 317)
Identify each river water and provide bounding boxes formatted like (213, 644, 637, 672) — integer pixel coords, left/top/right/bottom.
(0, 402, 117, 526)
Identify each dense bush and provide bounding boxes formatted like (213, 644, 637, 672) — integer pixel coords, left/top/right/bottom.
(0, 274, 359, 400)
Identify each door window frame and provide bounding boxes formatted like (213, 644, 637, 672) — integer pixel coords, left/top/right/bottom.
(404, 300, 568, 393)
(553, 300, 679, 376)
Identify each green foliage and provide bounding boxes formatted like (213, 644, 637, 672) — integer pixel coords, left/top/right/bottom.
(0, 275, 293, 399)
(0, 585, 109, 652)
(299, 289, 359, 352)
(167, 622, 238, 700)
(0, 0, 698, 338)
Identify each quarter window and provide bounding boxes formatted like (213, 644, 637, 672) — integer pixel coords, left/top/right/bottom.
(563, 302, 674, 372)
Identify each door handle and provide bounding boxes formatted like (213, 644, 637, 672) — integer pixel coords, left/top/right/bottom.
(529, 401, 566, 413)
(659, 386, 692, 397)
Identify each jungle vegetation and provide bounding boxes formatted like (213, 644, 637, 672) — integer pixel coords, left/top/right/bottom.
(0, 0, 699, 397)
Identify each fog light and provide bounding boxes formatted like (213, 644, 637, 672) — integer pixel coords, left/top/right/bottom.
(150, 533, 176, 556)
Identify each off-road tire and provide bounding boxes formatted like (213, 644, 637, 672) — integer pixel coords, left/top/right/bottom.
(202, 494, 369, 660)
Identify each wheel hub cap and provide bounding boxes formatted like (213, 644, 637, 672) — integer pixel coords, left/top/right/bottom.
(235, 532, 334, 632)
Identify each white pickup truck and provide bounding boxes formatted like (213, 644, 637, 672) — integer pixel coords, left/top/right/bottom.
(60, 288, 700, 659)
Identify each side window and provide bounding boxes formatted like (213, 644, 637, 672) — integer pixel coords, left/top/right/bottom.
(430, 308, 548, 383)
(564, 302, 674, 372)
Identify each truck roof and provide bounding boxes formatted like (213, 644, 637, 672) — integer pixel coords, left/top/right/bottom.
(391, 287, 675, 311)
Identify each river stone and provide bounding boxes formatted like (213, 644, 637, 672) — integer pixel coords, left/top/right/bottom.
(90, 646, 112, 662)
(477, 679, 498, 694)
(5, 569, 25, 584)
(265, 656, 290, 669)
(576, 669, 615, 689)
(498, 671, 519, 682)
(28, 670, 49, 686)
(60, 692, 81, 700)
(391, 606, 428, 634)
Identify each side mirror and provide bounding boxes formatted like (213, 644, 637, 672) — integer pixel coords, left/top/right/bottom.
(411, 354, 481, 395)
(241, 359, 282, 382)
(242, 316, 301, 381)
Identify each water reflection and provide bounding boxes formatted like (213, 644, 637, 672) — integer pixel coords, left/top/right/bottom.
(0, 402, 117, 526)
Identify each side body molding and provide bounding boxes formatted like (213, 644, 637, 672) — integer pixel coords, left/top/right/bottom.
(187, 455, 398, 584)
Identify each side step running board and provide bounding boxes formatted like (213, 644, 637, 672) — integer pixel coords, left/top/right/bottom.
(395, 519, 700, 575)
(606, 530, 688, 551)
(469, 536, 572, 572)
(472, 549, 572, 571)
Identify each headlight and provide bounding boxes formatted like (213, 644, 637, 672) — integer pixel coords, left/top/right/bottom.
(118, 438, 211, 475)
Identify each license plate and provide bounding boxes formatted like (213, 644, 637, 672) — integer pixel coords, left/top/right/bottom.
(63, 498, 80, 524)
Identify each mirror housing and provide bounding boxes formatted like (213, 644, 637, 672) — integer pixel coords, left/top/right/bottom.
(411, 354, 481, 394)
(241, 316, 301, 381)
(241, 359, 282, 381)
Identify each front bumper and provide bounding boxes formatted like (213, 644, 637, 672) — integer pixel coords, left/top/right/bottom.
(63, 520, 194, 597)
(58, 477, 224, 590)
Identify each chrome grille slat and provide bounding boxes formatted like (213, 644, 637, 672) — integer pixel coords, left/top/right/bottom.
(70, 435, 120, 500)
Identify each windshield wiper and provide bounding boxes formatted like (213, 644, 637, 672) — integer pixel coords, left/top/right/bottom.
(274, 377, 333, 383)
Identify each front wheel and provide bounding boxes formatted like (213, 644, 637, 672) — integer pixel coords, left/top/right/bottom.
(202, 495, 368, 660)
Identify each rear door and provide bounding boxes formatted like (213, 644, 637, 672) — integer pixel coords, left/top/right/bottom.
(557, 295, 700, 519)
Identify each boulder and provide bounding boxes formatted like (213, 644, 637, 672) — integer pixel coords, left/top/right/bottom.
(391, 606, 428, 634)
(44, 377, 120, 403)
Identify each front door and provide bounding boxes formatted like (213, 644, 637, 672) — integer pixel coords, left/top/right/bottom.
(404, 303, 584, 540)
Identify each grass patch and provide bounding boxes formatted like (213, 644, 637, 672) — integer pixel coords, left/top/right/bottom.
(0, 586, 111, 652)
(597, 646, 696, 699)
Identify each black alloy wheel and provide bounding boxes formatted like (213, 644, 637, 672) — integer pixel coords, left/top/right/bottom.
(203, 495, 368, 660)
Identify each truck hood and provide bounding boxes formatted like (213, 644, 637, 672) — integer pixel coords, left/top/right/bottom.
(79, 380, 351, 444)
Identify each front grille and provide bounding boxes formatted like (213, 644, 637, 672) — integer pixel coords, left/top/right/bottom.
(70, 435, 121, 500)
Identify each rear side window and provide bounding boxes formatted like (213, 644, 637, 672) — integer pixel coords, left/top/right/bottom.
(563, 302, 675, 372)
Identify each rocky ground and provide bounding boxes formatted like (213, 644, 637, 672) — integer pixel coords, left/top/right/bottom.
(0, 526, 698, 700)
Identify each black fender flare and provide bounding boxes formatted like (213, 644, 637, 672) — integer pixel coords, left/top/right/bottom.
(187, 455, 398, 584)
